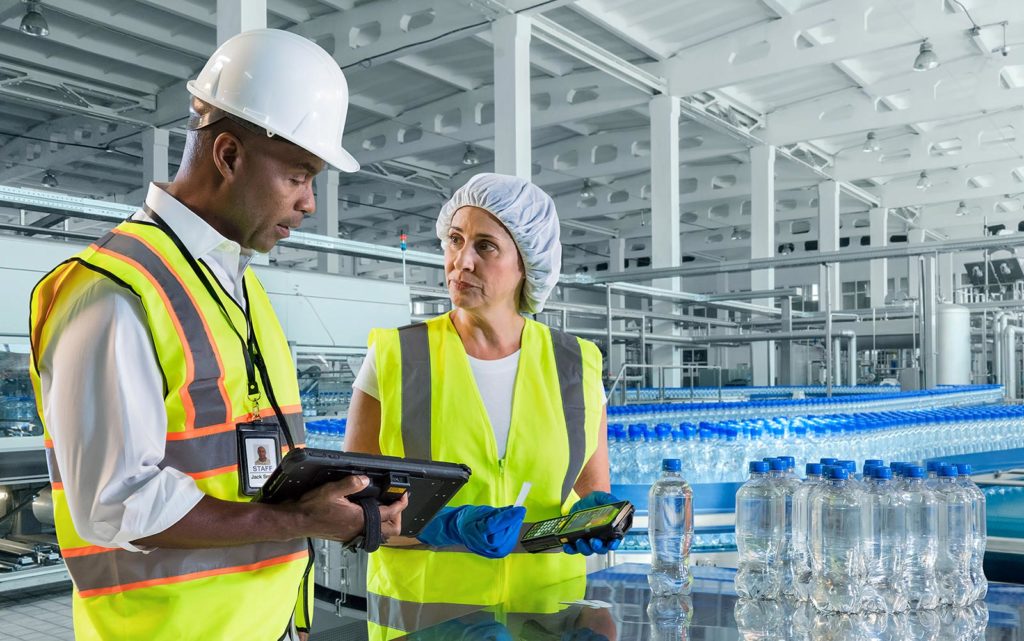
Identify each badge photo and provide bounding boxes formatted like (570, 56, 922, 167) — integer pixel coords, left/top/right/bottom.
(236, 424, 282, 496)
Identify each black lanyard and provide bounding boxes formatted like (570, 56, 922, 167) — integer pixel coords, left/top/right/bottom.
(134, 206, 301, 436)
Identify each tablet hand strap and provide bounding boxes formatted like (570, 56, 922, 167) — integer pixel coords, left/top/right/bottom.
(356, 496, 383, 552)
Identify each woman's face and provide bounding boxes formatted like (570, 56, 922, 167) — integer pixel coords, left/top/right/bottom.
(444, 206, 524, 313)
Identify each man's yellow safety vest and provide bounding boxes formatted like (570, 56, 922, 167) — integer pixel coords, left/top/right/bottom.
(29, 219, 312, 641)
(366, 312, 604, 639)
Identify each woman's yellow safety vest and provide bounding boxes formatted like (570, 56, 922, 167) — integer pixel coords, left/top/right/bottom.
(29, 220, 312, 641)
(366, 312, 604, 639)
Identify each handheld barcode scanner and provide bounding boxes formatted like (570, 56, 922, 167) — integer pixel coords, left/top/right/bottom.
(520, 501, 634, 553)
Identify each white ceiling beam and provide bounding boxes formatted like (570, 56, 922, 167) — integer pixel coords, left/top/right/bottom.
(0, 120, 137, 184)
(394, 54, 482, 91)
(450, 126, 745, 187)
(663, 0, 1019, 96)
(834, 110, 1024, 181)
(569, 0, 672, 61)
(0, 13, 195, 80)
(555, 170, 817, 221)
(764, 47, 1024, 146)
(133, 0, 217, 28)
(0, 38, 162, 96)
(345, 70, 648, 165)
(52, 0, 214, 59)
(473, 30, 577, 77)
(881, 157, 1024, 209)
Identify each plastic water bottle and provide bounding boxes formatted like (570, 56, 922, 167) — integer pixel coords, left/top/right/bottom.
(809, 466, 862, 613)
(735, 461, 783, 599)
(623, 425, 645, 484)
(791, 463, 823, 602)
(862, 466, 908, 613)
(901, 466, 940, 610)
(769, 457, 800, 598)
(956, 464, 988, 602)
(647, 459, 693, 596)
(934, 464, 973, 607)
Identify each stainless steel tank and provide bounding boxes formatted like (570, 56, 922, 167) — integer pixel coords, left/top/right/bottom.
(936, 304, 972, 385)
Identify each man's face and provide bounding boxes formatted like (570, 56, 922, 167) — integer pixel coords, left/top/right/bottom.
(257, 446, 267, 459)
(224, 133, 326, 253)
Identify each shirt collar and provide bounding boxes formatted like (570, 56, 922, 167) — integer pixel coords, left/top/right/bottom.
(142, 183, 255, 270)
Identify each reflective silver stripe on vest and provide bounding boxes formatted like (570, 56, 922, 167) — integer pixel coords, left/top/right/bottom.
(548, 328, 587, 505)
(63, 539, 307, 594)
(97, 230, 229, 429)
(398, 323, 432, 460)
(401, 521, 562, 554)
(161, 413, 303, 475)
(367, 592, 485, 632)
(45, 448, 61, 485)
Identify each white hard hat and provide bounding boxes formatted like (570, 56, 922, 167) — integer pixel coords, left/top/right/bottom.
(437, 173, 562, 314)
(187, 29, 360, 173)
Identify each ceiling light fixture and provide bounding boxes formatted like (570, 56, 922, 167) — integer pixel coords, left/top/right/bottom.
(461, 144, 479, 166)
(913, 39, 939, 71)
(41, 171, 58, 188)
(862, 131, 880, 153)
(956, 201, 969, 216)
(916, 170, 932, 190)
(579, 179, 594, 201)
(20, 1, 49, 37)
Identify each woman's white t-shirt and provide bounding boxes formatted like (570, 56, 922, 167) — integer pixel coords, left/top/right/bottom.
(353, 344, 520, 458)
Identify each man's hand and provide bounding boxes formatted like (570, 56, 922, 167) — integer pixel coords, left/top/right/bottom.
(291, 476, 408, 544)
(134, 475, 407, 549)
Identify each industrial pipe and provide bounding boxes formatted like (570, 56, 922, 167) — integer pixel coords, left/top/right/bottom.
(847, 333, 858, 387)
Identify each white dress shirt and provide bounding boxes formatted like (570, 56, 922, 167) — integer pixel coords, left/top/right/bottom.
(38, 183, 256, 552)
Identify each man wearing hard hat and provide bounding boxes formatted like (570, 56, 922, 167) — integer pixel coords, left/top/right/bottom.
(29, 30, 403, 641)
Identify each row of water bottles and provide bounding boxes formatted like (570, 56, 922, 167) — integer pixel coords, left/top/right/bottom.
(300, 390, 352, 417)
(608, 385, 1001, 425)
(735, 456, 988, 613)
(305, 419, 346, 450)
(608, 403, 1024, 485)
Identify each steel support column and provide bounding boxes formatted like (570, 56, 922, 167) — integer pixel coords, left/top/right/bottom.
(216, 0, 266, 45)
(818, 181, 841, 311)
(921, 255, 938, 389)
(869, 207, 888, 307)
(315, 169, 340, 274)
(142, 128, 169, 187)
(649, 95, 681, 386)
(492, 14, 532, 179)
(750, 144, 776, 385)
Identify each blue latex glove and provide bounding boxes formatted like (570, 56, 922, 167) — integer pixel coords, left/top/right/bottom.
(417, 505, 527, 559)
(562, 491, 623, 557)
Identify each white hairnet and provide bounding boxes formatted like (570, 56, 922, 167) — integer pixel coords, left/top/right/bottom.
(437, 173, 561, 314)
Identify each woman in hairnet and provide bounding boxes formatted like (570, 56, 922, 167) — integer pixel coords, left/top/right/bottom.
(346, 173, 618, 637)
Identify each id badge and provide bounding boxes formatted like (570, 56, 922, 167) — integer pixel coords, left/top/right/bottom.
(236, 422, 282, 496)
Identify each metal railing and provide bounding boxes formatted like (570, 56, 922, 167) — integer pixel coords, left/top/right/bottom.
(607, 363, 726, 406)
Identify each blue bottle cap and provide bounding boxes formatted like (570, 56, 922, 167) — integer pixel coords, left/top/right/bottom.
(839, 460, 857, 474)
(864, 459, 884, 467)
(906, 466, 926, 479)
(926, 461, 944, 473)
(957, 463, 972, 476)
(805, 463, 823, 476)
(749, 461, 769, 473)
(662, 458, 682, 472)
(828, 467, 849, 480)
(768, 458, 786, 471)
(873, 467, 893, 480)
(820, 457, 838, 465)
(780, 456, 796, 469)
(938, 464, 958, 478)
